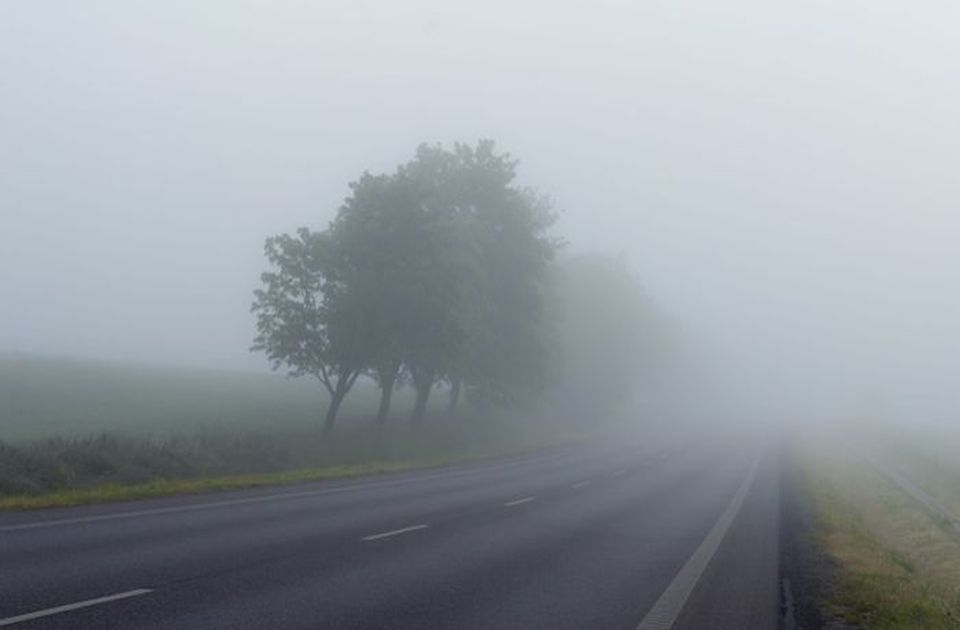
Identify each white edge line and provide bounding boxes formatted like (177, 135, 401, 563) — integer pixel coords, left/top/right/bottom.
(636, 455, 762, 630)
(504, 496, 536, 507)
(0, 589, 153, 627)
(361, 523, 429, 541)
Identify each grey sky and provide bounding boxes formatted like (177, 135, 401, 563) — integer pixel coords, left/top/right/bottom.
(2, 1, 959, 423)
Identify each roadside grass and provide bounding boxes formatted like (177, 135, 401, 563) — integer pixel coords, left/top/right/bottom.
(870, 427, 960, 520)
(0, 403, 588, 511)
(0, 437, 563, 511)
(802, 441, 960, 629)
(0, 354, 591, 511)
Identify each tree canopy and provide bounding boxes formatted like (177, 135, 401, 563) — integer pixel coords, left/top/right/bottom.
(253, 141, 665, 435)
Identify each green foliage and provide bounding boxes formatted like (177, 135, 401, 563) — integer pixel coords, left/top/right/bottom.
(396, 140, 560, 410)
(254, 140, 564, 432)
(251, 228, 368, 433)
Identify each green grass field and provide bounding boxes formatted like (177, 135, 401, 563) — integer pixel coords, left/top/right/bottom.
(0, 354, 436, 441)
(0, 354, 575, 507)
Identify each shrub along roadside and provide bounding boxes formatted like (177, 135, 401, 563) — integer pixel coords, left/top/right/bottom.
(0, 421, 584, 511)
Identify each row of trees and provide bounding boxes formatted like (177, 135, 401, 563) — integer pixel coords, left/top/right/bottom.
(252, 141, 560, 435)
(548, 253, 674, 421)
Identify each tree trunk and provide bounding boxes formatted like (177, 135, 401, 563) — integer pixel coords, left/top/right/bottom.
(376, 369, 397, 425)
(447, 377, 462, 417)
(322, 367, 362, 438)
(410, 370, 434, 425)
(322, 389, 346, 438)
(412, 386, 431, 424)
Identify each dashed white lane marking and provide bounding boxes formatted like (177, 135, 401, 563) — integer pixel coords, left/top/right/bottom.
(0, 589, 153, 627)
(361, 524, 429, 541)
(612, 469, 627, 478)
(571, 480, 591, 489)
(636, 455, 762, 630)
(503, 497, 536, 507)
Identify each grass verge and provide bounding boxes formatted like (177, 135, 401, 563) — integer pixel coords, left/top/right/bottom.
(0, 444, 547, 511)
(0, 422, 587, 511)
(801, 441, 960, 629)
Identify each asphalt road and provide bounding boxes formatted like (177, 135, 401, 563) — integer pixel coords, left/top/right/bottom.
(0, 436, 780, 629)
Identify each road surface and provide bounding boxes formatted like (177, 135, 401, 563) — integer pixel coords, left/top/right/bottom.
(0, 437, 779, 629)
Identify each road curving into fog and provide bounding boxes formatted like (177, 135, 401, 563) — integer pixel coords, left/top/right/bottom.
(0, 437, 779, 629)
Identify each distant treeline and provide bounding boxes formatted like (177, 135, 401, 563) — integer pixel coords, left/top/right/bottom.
(252, 141, 670, 435)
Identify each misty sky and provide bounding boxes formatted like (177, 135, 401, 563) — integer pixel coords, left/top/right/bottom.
(3, 1, 959, 423)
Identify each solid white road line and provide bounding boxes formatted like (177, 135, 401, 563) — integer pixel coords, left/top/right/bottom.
(503, 497, 536, 507)
(571, 480, 591, 489)
(361, 524, 429, 541)
(0, 589, 153, 627)
(636, 455, 762, 630)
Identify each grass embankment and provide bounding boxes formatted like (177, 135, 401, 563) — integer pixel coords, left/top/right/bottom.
(871, 427, 960, 520)
(0, 355, 585, 511)
(0, 423, 584, 511)
(0, 436, 568, 511)
(801, 439, 960, 629)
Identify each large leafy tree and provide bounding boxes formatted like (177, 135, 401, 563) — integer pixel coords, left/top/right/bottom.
(251, 228, 370, 436)
(253, 140, 561, 431)
(400, 141, 560, 412)
(383, 177, 470, 424)
(329, 172, 434, 424)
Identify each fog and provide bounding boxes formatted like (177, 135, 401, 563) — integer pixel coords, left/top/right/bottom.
(3, 0, 960, 430)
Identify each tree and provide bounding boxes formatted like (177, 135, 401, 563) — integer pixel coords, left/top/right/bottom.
(399, 141, 560, 411)
(251, 228, 369, 436)
(329, 173, 424, 424)
(328, 165, 472, 425)
(549, 254, 672, 423)
(253, 140, 562, 430)
(393, 205, 468, 424)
